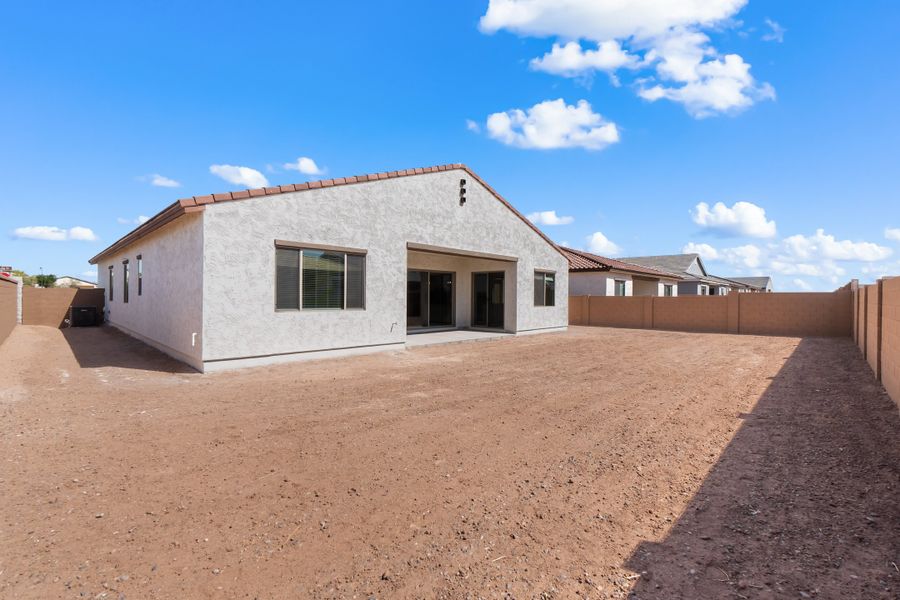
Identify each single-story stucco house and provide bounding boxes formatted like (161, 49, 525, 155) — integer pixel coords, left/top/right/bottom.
(89, 164, 569, 372)
(560, 247, 682, 296)
(619, 253, 757, 296)
(726, 276, 774, 292)
(54, 275, 98, 289)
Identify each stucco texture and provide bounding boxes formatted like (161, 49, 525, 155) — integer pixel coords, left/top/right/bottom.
(201, 169, 568, 364)
(97, 213, 204, 369)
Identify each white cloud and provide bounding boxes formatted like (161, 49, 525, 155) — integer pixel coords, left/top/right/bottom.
(639, 50, 775, 118)
(13, 226, 97, 242)
(283, 157, 325, 176)
(683, 241, 762, 269)
(466, 119, 481, 133)
(691, 200, 776, 238)
(137, 173, 181, 188)
(151, 174, 180, 188)
(769, 259, 845, 280)
(68, 226, 98, 241)
(527, 210, 574, 226)
(792, 278, 811, 291)
(530, 40, 638, 80)
(781, 229, 892, 262)
(479, 0, 747, 40)
(479, 0, 773, 118)
(762, 18, 786, 43)
(486, 98, 619, 150)
(682, 241, 719, 261)
(885, 227, 900, 242)
(586, 231, 622, 256)
(721, 244, 762, 268)
(117, 216, 150, 226)
(209, 164, 269, 188)
(82, 269, 98, 281)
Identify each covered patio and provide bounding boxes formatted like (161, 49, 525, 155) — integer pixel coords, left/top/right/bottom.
(406, 242, 518, 333)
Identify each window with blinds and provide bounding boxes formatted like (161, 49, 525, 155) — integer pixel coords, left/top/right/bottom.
(275, 246, 365, 310)
(534, 271, 555, 307)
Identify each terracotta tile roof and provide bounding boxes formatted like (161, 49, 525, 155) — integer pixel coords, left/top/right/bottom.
(560, 247, 683, 279)
(89, 163, 565, 264)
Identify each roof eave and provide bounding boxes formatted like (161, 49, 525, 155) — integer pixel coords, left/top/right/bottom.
(87, 163, 567, 265)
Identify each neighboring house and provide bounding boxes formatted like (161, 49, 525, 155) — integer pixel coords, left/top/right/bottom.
(560, 247, 682, 297)
(55, 276, 98, 289)
(89, 164, 569, 372)
(726, 276, 774, 292)
(620, 253, 737, 296)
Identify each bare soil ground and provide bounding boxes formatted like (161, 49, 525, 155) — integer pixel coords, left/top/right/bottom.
(0, 325, 897, 599)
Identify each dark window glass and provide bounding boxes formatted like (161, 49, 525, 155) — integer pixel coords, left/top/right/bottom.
(302, 250, 344, 309)
(123, 261, 129, 303)
(108, 267, 114, 301)
(137, 255, 143, 296)
(275, 248, 300, 309)
(615, 280, 626, 296)
(534, 271, 556, 307)
(346, 254, 365, 309)
(664, 284, 673, 297)
(544, 273, 555, 306)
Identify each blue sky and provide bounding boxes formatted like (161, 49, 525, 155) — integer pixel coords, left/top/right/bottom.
(2, 0, 898, 291)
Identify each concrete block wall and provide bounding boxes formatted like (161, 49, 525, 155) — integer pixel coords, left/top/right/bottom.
(0, 277, 18, 347)
(854, 277, 899, 411)
(586, 296, 651, 329)
(738, 290, 852, 337)
(857, 286, 867, 356)
(22, 288, 106, 328)
(571, 287, 853, 337)
(881, 278, 900, 409)
(652, 296, 729, 333)
(866, 282, 882, 377)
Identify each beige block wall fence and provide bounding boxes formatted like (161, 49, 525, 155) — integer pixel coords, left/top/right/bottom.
(0, 277, 18, 348)
(854, 277, 899, 410)
(570, 287, 852, 336)
(571, 278, 900, 410)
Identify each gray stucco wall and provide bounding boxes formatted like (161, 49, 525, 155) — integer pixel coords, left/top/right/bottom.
(97, 213, 204, 369)
(678, 281, 703, 295)
(570, 272, 632, 296)
(201, 169, 567, 364)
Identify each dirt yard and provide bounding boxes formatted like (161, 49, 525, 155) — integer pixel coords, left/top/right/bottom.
(1, 325, 897, 599)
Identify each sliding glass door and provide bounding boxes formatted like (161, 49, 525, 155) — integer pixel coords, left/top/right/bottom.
(472, 272, 504, 329)
(407, 271, 454, 329)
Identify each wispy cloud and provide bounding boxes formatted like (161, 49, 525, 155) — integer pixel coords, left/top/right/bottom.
(762, 18, 786, 43)
(885, 227, 900, 242)
(465, 119, 481, 133)
(527, 210, 574, 226)
(117, 216, 150, 226)
(138, 173, 181, 188)
(283, 156, 325, 176)
(13, 225, 98, 242)
(209, 164, 269, 188)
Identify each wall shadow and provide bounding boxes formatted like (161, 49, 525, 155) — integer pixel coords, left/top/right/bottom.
(62, 325, 196, 374)
(625, 337, 899, 598)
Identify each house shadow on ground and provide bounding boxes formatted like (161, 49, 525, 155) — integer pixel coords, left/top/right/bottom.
(624, 337, 900, 599)
(62, 325, 196, 374)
